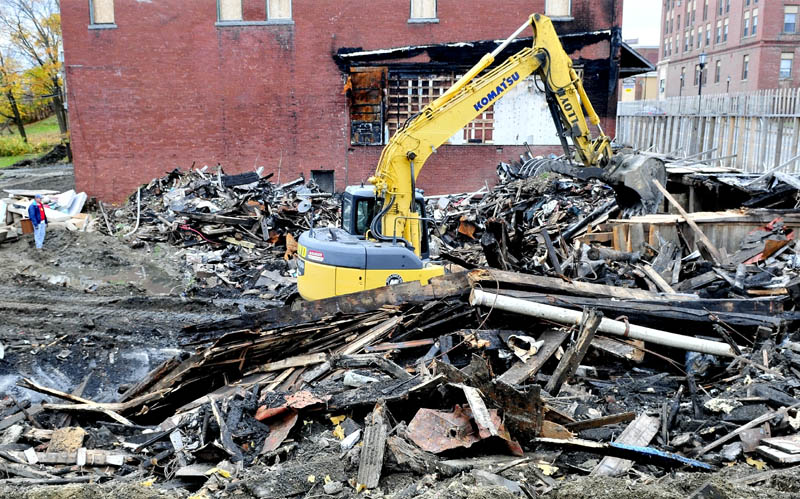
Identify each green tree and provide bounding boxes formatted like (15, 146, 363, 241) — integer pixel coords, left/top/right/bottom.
(0, 0, 66, 137)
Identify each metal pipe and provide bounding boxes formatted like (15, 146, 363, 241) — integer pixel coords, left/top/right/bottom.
(469, 289, 737, 357)
(491, 18, 532, 58)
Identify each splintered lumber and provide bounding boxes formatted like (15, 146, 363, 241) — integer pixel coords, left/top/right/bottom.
(468, 268, 676, 301)
(470, 290, 737, 357)
(386, 435, 463, 477)
(497, 330, 569, 386)
(591, 337, 645, 363)
(0, 459, 55, 479)
(249, 353, 328, 374)
(565, 412, 636, 432)
(591, 414, 661, 476)
(185, 272, 469, 337)
(18, 378, 164, 414)
(340, 317, 402, 355)
(545, 309, 602, 395)
(5, 449, 127, 466)
(640, 264, 676, 294)
(0, 405, 43, 432)
(692, 405, 798, 457)
(652, 180, 727, 265)
(332, 354, 412, 381)
(358, 402, 388, 489)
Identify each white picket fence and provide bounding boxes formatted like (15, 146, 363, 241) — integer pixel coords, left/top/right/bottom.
(616, 88, 800, 173)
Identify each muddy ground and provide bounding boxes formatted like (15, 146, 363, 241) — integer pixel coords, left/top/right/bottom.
(2, 166, 800, 498)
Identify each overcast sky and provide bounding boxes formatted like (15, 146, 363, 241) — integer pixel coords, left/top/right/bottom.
(623, 0, 663, 46)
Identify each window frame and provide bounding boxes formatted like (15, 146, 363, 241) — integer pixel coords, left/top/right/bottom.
(545, 0, 573, 20)
(780, 52, 794, 79)
(785, 6, 798, 34)
(267, 0, 293, 23)
(88, 0, 117, 29)
(408, 0, 439, 24)
(215, 0, 294, 27)
(752, 8, 758, 36)
(742, 54, 750, 80)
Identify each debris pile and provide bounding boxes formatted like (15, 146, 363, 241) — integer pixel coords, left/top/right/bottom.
(103, 167, 340, 299)
(430, 171, 616, 272)
(4, 260, 800, 496)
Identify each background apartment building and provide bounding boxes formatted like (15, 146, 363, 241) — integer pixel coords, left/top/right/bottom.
(657, 0, 800, 98)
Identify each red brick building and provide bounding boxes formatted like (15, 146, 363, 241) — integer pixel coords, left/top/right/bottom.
(658, 0, 800, 98)
(62, 0, 647, 201)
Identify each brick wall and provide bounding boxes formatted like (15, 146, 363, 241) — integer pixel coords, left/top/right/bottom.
(62, 0, 622, 201)
(659, 0, 800, 98)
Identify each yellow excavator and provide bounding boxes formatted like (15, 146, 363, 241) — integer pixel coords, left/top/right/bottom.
(296, 13, 666, 301)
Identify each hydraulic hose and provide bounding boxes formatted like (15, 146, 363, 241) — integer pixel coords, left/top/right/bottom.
(370, 194, 414, 250)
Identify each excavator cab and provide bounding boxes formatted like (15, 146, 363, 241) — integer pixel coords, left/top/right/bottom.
(341, 186, 430, 259)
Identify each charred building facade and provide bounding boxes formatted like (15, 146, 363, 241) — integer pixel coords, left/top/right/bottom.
(62, 0, 649, 201)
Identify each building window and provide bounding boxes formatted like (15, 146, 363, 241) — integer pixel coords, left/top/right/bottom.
(694, 64, 700, 85)
(546, 0, 572, 18)
(410, 0, 437, 21)
(218, 0, 242, 21)
(752, 8, 758, 36)
(660, 78, 665, 93)
(743, 11, 750, 38)
(723, 18, 728, 41)
(89, 0, 115, 25)
(268, 0, 292, 21)
(685, 32, 689, 51)
(742, 54, 750, 80)
(703, 0, 708, 20)
(705, 23, 711, 44)
(716, 20, 722, 43)
(718, 0, 722, 16)
(781, 52, 794, 79)
(715, 60, 721, 82)
(786, 6, 798, 34)
(697, 27, 702, 47)
(725, 0, 730, 13)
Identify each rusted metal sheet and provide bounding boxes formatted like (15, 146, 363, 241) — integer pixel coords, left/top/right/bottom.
(407, 404, 523, 456)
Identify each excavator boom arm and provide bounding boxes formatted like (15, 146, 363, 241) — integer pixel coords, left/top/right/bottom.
(368, 14, 613, 255)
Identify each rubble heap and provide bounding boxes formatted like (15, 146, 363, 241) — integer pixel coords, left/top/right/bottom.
(103, 167, 340, 300)
(3, 262, 800, 496)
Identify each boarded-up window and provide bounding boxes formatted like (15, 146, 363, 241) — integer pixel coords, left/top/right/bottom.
(218, 0, 242, 21)
(347, 67, 388, 146)
(91, 0, 114, 24)
(546, 0, 571, 18)
(268, 0, 292, 20)
(410, 0, 436, 19)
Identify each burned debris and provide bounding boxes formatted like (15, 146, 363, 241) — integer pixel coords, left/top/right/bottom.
(102, 166, 340, 299)
(3, 156, 800, 497)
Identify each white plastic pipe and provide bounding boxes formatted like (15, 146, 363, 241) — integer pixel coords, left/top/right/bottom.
(470, 289, 736, 358)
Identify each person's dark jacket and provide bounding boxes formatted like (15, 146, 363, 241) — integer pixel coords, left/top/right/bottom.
(28, 201, 47, 226)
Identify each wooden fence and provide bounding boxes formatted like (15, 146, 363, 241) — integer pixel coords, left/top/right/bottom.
(616, 88, 800, 173)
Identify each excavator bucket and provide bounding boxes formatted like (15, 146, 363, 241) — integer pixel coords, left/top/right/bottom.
(497, 153, 667, 218)
(602, 154, 667, 217)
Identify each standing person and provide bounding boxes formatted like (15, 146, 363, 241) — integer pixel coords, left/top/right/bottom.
(27, 194, 47, 249)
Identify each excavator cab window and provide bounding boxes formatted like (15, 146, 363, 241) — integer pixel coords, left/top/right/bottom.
(342, 192, 376, 237)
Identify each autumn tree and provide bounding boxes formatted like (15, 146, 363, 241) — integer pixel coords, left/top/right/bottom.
(0, 0, 66, 136)
(0, 48, 28, 141)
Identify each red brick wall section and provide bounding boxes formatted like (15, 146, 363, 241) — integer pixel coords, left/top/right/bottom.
(62, 0, 622, 201)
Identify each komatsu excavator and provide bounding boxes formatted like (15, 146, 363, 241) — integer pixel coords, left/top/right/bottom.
(296, 13, 666, 301)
